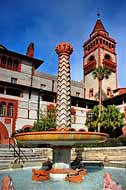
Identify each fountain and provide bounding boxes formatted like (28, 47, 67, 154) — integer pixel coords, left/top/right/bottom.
(15, 42, 108, 181)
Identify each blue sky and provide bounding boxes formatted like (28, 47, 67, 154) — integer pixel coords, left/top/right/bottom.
(0, 0, 126, 87)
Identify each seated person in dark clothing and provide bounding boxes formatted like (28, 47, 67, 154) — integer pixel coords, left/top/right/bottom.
(71, 156, 85, 170)
(42, 158, 52, 170)
(71, 156, 81, 169)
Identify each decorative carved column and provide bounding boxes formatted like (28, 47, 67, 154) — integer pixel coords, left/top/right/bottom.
(55, 42, 73, 129)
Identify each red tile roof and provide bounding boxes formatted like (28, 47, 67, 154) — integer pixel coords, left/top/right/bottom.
(91, 19, 108, 35)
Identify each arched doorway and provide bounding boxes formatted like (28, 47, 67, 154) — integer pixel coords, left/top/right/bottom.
(0, 122, 9, 144)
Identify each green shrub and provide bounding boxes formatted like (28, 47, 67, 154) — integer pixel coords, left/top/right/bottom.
(32, 106, 56, 132)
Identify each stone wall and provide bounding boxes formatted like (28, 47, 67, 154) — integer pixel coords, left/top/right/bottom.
(72, 147, 126, 161)
(33, 71, 84, 98)
(32, 147, 126, 162)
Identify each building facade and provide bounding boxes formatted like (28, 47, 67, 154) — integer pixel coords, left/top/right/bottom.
(0, 19, 126, 144)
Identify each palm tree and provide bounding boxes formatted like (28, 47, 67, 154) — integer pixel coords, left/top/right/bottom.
(92, 66, 111, 131)
(92, 66, 111, 106)
(102, 105, 124, 137)
(86, 105, 124, 136)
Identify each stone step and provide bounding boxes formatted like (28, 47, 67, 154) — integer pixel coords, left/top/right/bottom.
(0, 152, 42, 156)
(2, 156, 41, 160)
(0, 160, 12, 163)
(0, 147, 46, 169)
(0, 158, 42, 163)
(0, 148, 34, 153)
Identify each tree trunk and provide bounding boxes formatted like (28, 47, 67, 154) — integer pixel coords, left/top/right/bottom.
(99, 79, 102, 107)
(98, 79, 102, 132)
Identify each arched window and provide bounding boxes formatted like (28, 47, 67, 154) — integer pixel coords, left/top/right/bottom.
(89, 55, 95, 62)
(87, 45, 90, 51)
(104, 54, 111, 60)
(7, 57, 13, 69)
(0, 102, 6, 116)
(7, 103, 13, 117)
(1, 56, 6, 67)
(106, 41, 108, 46)
(93, 41, 95, 46)
(107, 88, 111, 96)
(103, 40, 105, 44)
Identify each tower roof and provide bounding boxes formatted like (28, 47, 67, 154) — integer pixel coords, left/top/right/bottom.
(90, 19, 108, 36)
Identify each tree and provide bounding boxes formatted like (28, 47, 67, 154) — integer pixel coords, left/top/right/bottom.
(92, 66, 111, 131)
(92, 66, 111, 106)
(101, 105, 124, 137)
(86, 106, 99, 131)
(86, 105, 124, 137)
(32, 105, 56, 132)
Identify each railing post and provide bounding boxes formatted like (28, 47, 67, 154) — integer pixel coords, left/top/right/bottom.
(9, 138, 10, 150)
(14, 141, 16, 157)
(19, 148, 20, 164)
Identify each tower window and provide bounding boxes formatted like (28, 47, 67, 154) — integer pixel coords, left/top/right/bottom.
(89, 88, 93, 98)
(100, 39, 102, 44)
(96, 39, 98, 44)
(111, 44, 115, 50)
(87, 45, 90, 51)
(93, 41, 95, 46)
(106, 41, 108, 46)
(104, 54, 111, 60)
(103, 40, 105, 44)
(107, 88, 111, 96)
(89, 55, 95, 62)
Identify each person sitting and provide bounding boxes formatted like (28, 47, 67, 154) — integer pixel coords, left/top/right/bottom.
(42, 158, 52, 170)
(71, 156, 85, 170)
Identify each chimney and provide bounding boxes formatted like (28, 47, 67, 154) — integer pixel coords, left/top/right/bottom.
(26, 43, 34, 58)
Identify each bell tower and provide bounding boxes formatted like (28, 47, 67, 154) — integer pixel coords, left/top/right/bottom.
(83, 18, 117, 100)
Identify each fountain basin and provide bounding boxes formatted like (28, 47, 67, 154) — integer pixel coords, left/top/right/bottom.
(0, 166, 125, 189)
(15, 131, 108, 146)
(15, 131, 108, 180)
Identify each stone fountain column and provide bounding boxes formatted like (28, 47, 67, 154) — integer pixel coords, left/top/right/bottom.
(55, 42, 73, 129)
(49, 42, 73, 179)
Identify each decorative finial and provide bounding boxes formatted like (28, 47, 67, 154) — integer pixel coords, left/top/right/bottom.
(55, 42, 73, 56)
(97, 8, 100, 19)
